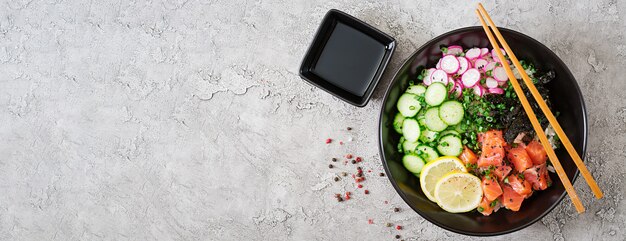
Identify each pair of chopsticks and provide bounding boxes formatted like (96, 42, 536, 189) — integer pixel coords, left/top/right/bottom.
(475, 3, 603, 213)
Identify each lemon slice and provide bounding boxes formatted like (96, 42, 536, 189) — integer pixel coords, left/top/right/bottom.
(419, 156, 467, 202)
(434, 172, 482, 213)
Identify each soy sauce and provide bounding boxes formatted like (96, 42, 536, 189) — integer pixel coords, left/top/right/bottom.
(312, 22, 387, 96)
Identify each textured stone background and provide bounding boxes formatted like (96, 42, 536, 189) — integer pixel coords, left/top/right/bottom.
(0, 0, 625, 240)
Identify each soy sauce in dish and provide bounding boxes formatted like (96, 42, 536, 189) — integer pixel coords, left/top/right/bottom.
(311, 22, 387, 96)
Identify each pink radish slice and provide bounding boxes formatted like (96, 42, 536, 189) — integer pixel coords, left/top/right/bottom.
(484, 62, 498, 72)
(465, 48, 482, 60)
(461, 68, 481, 88)
(446, 46, 464, 56)
(491, 48, 506, 57)
(474, 58, 488, 71)
(452, 83, 463, 98)
(480, 48, 489, 57)
(436, 58, 442, 69)
(488, 87, 504, 94)
(492, 67, 508, 82)
(423, 68, 436, 85)
(440, 55, 460, 74)
(485, 77, 498, 88)
(456, 56, 470, 75)
(498, 81, 507, 87)
(472, 85, 484, 97)
(429, 69, 448, 85)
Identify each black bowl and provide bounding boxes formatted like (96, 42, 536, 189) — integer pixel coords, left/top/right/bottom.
(378, 27, 587, 236)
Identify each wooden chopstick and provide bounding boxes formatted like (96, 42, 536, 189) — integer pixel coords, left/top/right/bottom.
(477, 3, 603, 200)
(475, 8, 586, 213)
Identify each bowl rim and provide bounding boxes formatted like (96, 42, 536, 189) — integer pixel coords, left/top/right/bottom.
(377, 26, 588, 236)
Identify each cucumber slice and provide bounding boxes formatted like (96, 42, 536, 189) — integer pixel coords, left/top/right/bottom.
(419, 128, 439, 143)
(416, 145, 439, 162)
(402, 140, 419, 153)
(406, 85, 427, 96)
(416, 109, 426, 126)
(397, 93, 422, 117)
(393, 113, 405, 134)
(438, 100, 465, 125)
(440, 130, 460, 138)
(437, 134, 463, 156)
(402, 154, 425, 174)
(425, 82, 447, 106)
(402, 119, 421, 143)
(424, 107, 448, 132)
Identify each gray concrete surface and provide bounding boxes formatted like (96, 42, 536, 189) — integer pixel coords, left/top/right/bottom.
(0, 0, 625, 240)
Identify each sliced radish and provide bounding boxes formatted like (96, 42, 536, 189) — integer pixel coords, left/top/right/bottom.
(436, 58, 442, 69)
(423, 68, 436, 85)
(452, 82, 463, 98)
(429, 69, 448, 85)
(485, 77, 498, 88)
(488, 87, 504, 94)
(446, 45, 464, 56)
(472, 85, 484, 97)
(491, 48, 506, 57)
(448, 76, 455, 87)
(461, 68, 481, 88)
(480, 48, 489, 57)
(440, 55, 460, 74)
(465, 48, 481, 60)
(484, 61, 498, 72)
(492, 67, 508, 82)
(474, 58, 488, 71)
(456, 56, 470, 75)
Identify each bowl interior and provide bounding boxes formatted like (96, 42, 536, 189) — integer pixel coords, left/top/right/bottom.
(379, 27, 587, 236)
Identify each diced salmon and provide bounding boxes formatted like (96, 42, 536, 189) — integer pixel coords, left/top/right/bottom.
(460, 147, 478, 165)
(501, 183, 524, 211)
(506, 174, 532, 197)
(525, 140, 548, 165)
(523, 164, 552, 190)
(478, 130, 506, 168)
(477, 196, 495, 216)
(493, 165, 512, 182)
(507, 147, 533, 172)
(482, 177, 503, 201)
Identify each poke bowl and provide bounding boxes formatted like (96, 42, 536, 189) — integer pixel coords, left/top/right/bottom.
(378, 26, 587, 236)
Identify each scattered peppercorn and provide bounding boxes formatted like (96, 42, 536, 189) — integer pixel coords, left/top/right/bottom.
(325, 138, 332, 144)
(346, 154, 353, 159)
(334, 177, 339, 182)
(332, 158, 337, 162)
(385, 223, 392, 227)
(357, 184, 363, 188)
(384, 201, 388, 204)
(356, 172, 363, 177)
(347, 127, 352, 130)
(395, 235, 401, 239)
(337, 197, 343, 202)
(328, 164, 334, 168)
(379, 172, 385, 177)
(393, 207, 400, 212)
(396, 225, 402, 230)
(367, 219, 373, 224)
(351, 160, 357, 164)
(339, 141, 344, 145)
(341, 172, 347, 176)
(335, 193, 341, 198)
(357, 166, 362, 171)
(364, 190, 370, 194)
(356, 157, 362, 162)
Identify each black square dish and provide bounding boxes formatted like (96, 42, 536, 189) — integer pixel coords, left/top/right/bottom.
(299, 9, 396, 107)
